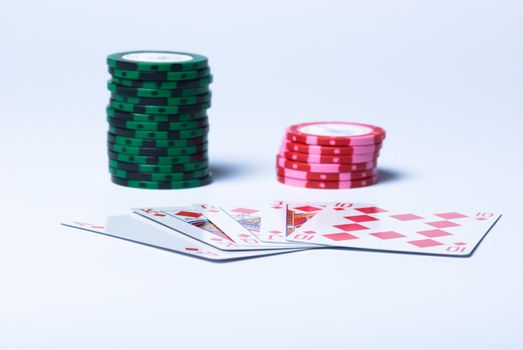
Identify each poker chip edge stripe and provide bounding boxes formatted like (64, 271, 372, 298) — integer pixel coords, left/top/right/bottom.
(276, 166, 377, 181)
(109, 159, 208, 173)
(108, 150, 208, 164)
(109, 67, 211, 81)
(107, 107, 208, 122)
(111, 175, 212, 189)
(109, 167, 210, 181)
(276, 155, 377, 172)
(278, 150, 379, 164)
(277, 174, 378, 189)
(111, 75, 213, 89)
(282, 140, 383, 155)
(108, 125, 209, 139)
(108, 133, 208, 147)
(108, 142, 208, 156)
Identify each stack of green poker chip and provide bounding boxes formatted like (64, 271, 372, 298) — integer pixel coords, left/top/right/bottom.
(106, 51, 213, 189)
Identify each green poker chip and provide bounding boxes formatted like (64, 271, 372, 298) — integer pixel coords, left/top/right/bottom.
(108, 167, 210, 182)
(108, 142, 208, 156)
(107, 51, 208, 72)
(108, 150, 207, 165)
(107, 82, 210, 98)
(107, 117, 209, 131)
(106, 115, 208, 131)
(109, 99, 211, 115)
(109, 67, 210, 81)
(111, 75, 213, 89)
(108, 125, 209, 140)
(107, 133, 207, 148)
(107, 107, 207, 122)
(111, 175, 212, 190)
(109, 159, 208, 173)
(110, 92, 212, 106)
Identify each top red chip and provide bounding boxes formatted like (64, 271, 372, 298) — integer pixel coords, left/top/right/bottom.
(285, 122, 386, 146)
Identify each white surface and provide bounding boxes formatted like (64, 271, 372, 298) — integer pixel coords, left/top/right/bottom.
(1, 0, 522, 349)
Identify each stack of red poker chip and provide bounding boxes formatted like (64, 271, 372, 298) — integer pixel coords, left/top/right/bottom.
(276, 121, 385, 189)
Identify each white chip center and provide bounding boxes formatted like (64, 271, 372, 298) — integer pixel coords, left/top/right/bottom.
(299, 123, 372, 137)
(122, 52, 193, 63)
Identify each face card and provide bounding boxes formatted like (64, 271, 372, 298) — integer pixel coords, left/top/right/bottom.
(194, 203, 296, 249)
(286, 202, 501, 256)
(134, 206, 238, 250)
(62, 215, 301, 261)
(221, 205, 263, 237)
(221, 202, 314, 248)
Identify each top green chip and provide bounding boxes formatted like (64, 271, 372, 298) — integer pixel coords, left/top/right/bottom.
(107, 51, 208, 72)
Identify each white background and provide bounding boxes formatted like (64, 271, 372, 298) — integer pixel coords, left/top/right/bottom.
(1, 0, 522, 349)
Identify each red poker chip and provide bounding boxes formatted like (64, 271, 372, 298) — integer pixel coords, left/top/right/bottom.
(282, 140, 382, 155)
(277, 174, 378, 189)
(277, 166, 377, 181)
(286, 122, 386, 146)
(279, 150, 379, 164)
(276, 155, 377, 173)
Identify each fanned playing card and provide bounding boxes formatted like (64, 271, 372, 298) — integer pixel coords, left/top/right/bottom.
(194, 203, 295, 249)
(134, 206, 296, 251)
(286, 202, 333, 238)
(219, 202, 314, 248)
(286, 202, 501, 256)
(62, 215, 300, 261)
